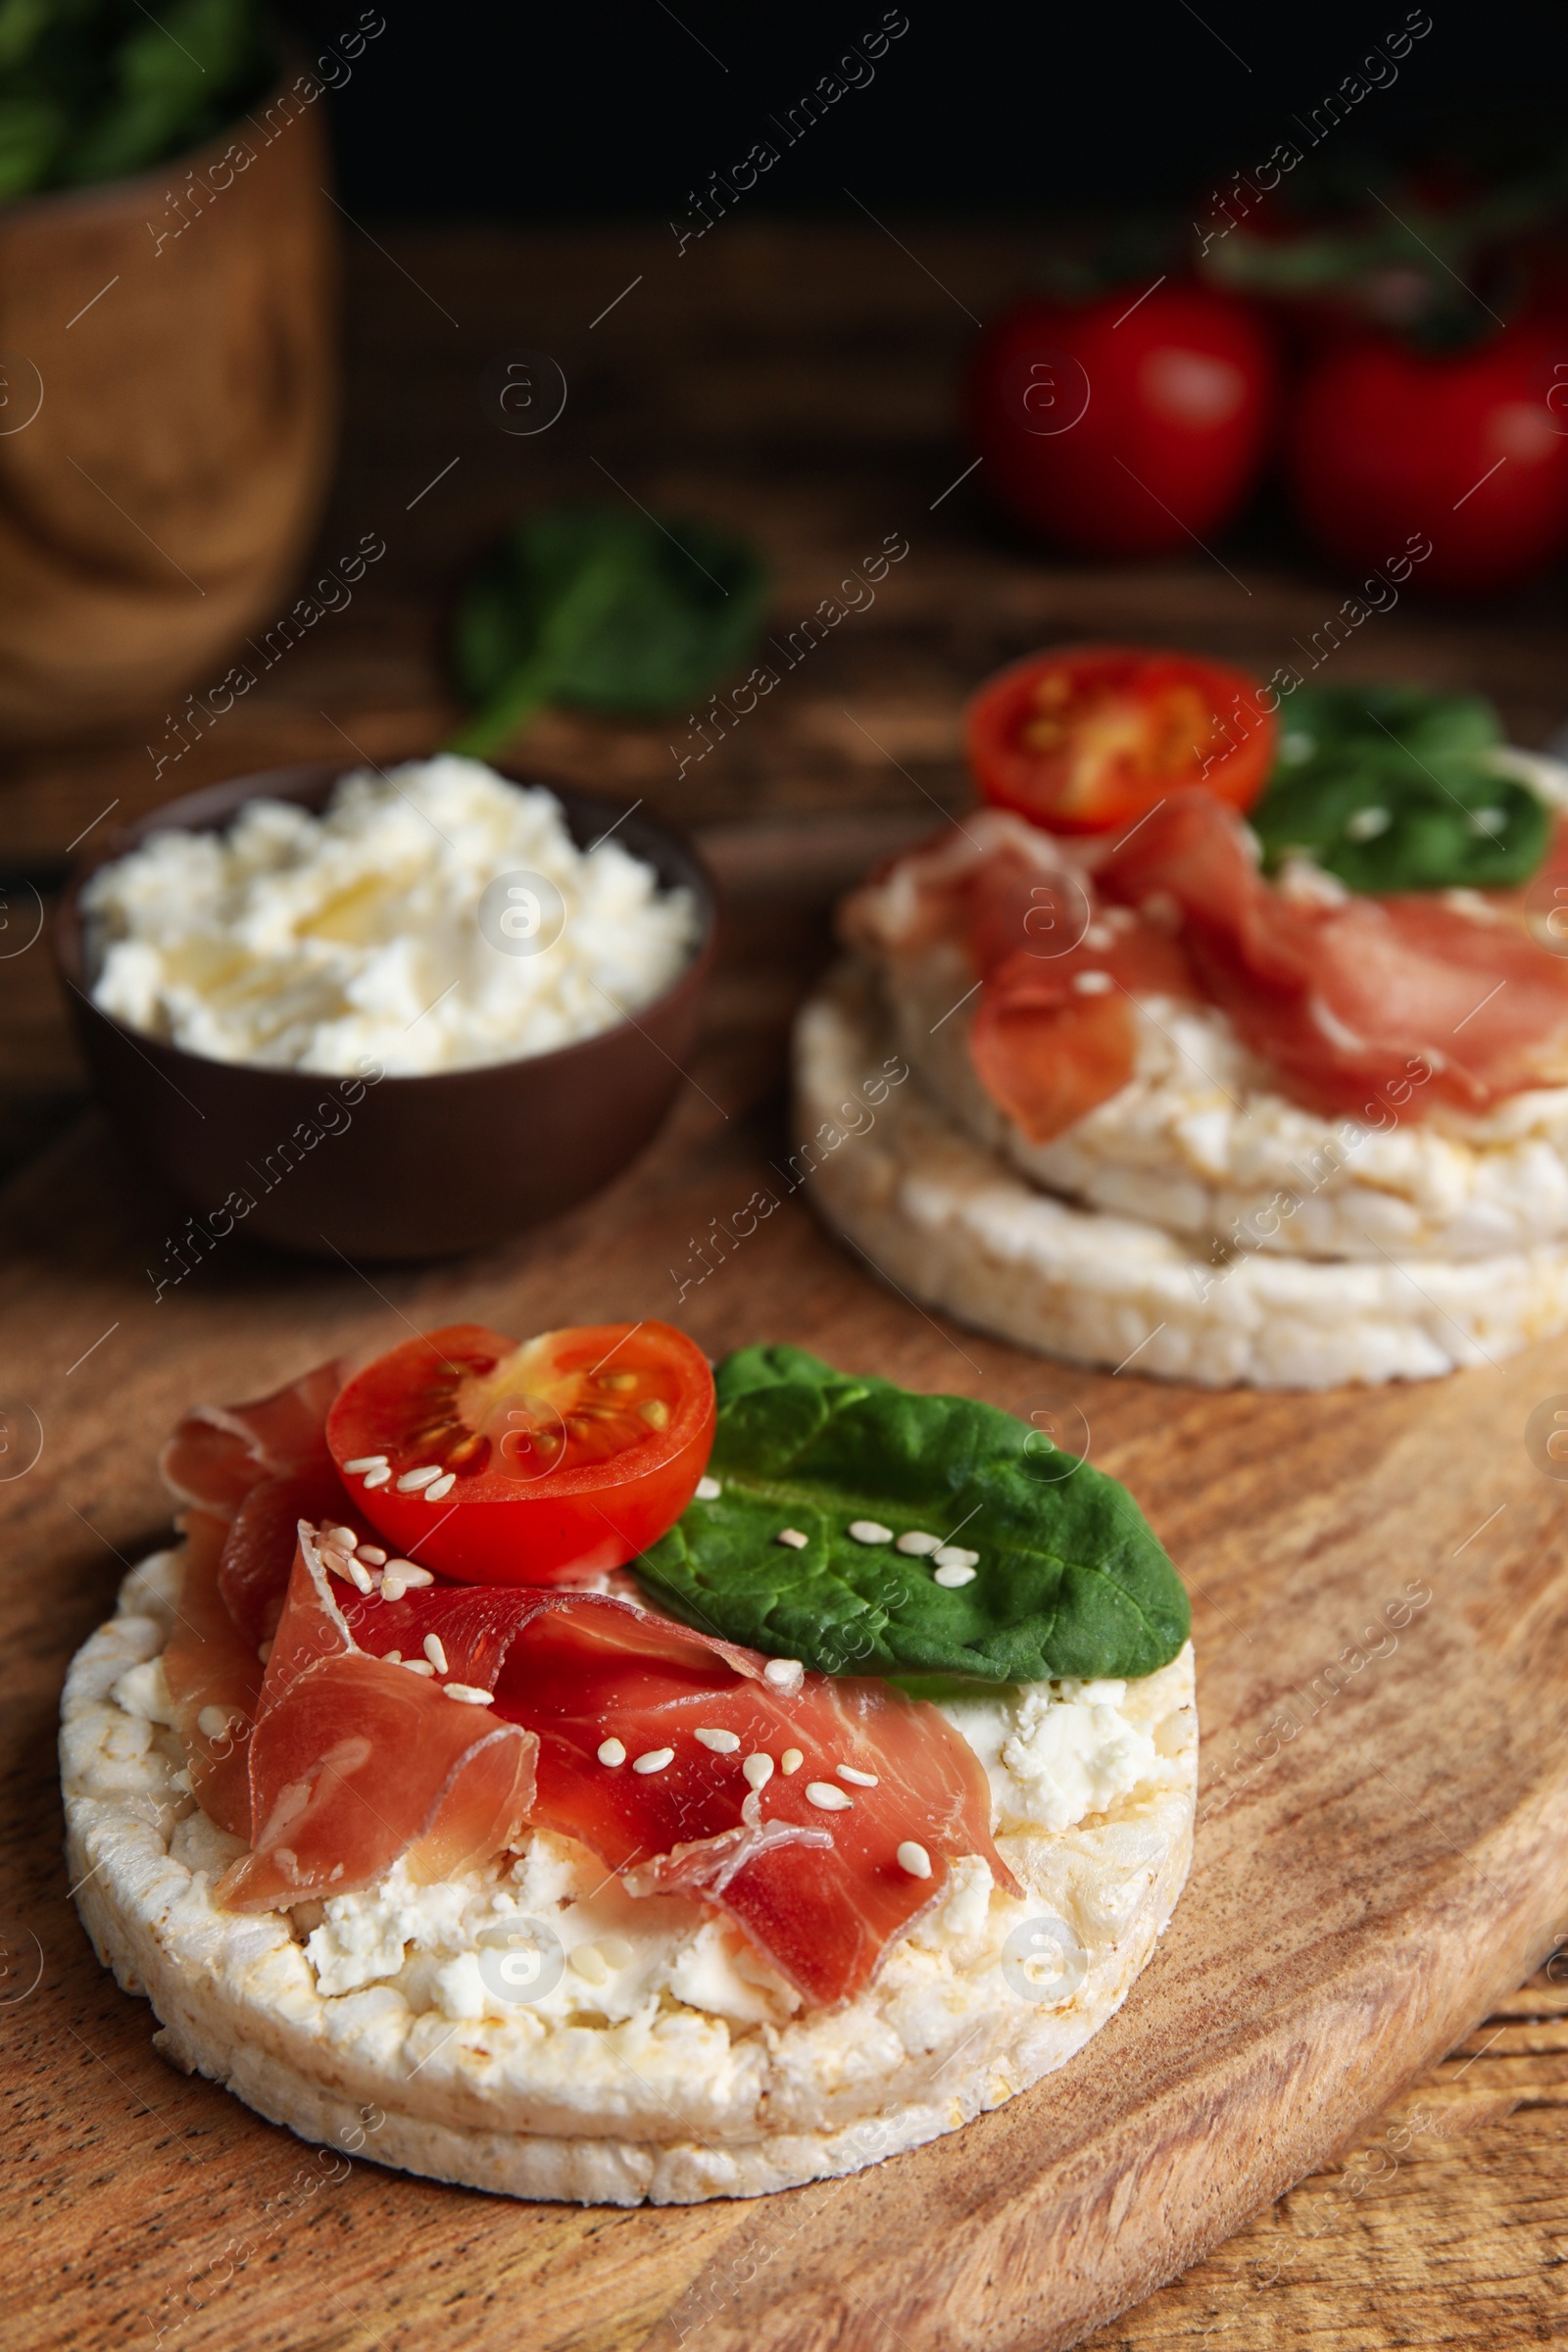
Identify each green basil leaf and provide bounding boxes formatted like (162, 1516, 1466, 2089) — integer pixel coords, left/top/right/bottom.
(447, 505, 768, 760)
(635, 1347, 1190, 1685)
(0, 0, 275, 198)
(1276, 684, 1502, 769)
(1253, 685, 1549, 892)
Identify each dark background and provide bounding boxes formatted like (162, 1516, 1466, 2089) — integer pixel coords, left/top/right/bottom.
(280, 2, 1568, 221)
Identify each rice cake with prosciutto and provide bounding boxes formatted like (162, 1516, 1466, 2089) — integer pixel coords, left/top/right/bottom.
(62, 1361, 1197, 2205)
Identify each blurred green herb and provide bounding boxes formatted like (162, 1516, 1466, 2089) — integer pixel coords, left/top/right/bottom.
(0, 0, 276, 199)
(447, 505, 769, 761)
(1250, 684, 1551, 892)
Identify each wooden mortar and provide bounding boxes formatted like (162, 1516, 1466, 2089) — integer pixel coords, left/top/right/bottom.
(0, 68, 339, 742)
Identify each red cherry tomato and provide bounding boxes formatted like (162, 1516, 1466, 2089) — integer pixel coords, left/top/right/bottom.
(326, 1321, 715, 1585)
(966, 644, 1277, 834)
(965, 283, 1277, 558)
(1285, 321, 1568, 595)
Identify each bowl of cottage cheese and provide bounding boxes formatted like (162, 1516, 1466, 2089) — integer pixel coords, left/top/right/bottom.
(55, 757, 714, 1260)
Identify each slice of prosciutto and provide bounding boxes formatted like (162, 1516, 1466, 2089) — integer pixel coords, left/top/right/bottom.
(1099, 791, 1568, 1116)
(160, 1367, 1013, 2007)
(217, 1523, 538, 1912)
(332, 1581, 1013, 2007)
(849, 794, 1568, 1135)
(843, 810, 1193, 1144)
(160, 1357, 348, 1517)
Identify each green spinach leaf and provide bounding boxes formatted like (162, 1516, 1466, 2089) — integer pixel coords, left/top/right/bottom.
(1250, 685, 1549, 892)
(635, 1345, 1190, 1685)
(447, 505, 768, 760)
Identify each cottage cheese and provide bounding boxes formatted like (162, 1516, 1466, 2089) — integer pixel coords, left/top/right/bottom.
(63, 1545, 1197, 2204)
(82, 757, 699, 1077)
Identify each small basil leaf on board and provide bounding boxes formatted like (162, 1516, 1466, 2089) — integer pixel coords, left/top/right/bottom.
(1252, 684, 1550, 892)
(447, 505, 768, 760)
(636, 1347, 1190, 1685)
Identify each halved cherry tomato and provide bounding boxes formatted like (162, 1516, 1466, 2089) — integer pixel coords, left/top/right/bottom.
(966, 644, 1276, 834)
(325, 1321, 715, 1585)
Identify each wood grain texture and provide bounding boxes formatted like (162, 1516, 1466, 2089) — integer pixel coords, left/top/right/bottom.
(0, 76, 338, 738)
(6, 221, 1568, 2350)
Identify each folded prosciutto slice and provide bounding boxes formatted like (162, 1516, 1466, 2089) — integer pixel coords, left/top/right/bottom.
(161, 1364, 1013, 2008)
(331, 1579, 1013, 2007)
(161, 1357, 347, 1517)
(1099, 791, 1568, 1117)
(848, 793, 1568, 1135)
(218, 1525, 538, 1912)
(162, 1361, 355, 1833)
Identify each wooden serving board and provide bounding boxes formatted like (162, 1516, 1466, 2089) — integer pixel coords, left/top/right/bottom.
(9, 835, 1568, 2352)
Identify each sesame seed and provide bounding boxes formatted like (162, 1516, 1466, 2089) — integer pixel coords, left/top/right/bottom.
(400, 1658, 435, 1676)
(1084, 923, 1114, 951)
(849, 1520, 893, 1544)
(423, 1633, 449, 1674)
(1072, 969, 1113, 996)
(257, 1640, 272, 1663)
(343, 1455, 387, 1474)
(837, 1765, 878, 1787)
(775, 1527, 808, 1549)
(932, 1545, 979, 1569)
(357, 1546, 387, 1565)
(396, 1464, 443, 1493)
(386, 1561, 433, 1586)
(385, 1649, 402, 1663)
(380, 1575, 409, 1601)
(424, 1472, 456, 1501)
(196, 1705, 231, 1739)
(897, 1840, 933, 1879)
(780, 1747, 804, 1775)
(933, 1563, 977, 1588)
(632, 1746, 674, 1775)
(599, 1936, 632, 1968)
(695, 1728, 740, 1752)
(806, 1782, 853, 1811)
(362, 1465, 392, 1488)
(570, 1943, 609, 1984)
(695, 1476, 721, 1500)
(895, 1531, 941, 1556)
(1347, 805, 1392, 842)
(598, 1738, 627, 1766)
(762, 1658, 803, 1690)
(321, 1553, 356, 1584)
(169, 1767, 193, 1795)
(346, 1558, 373, 1594)
(444, 1682, 494, 1705)
(324, 1525, 359, 1551)
(742, 1753, 774, 1790)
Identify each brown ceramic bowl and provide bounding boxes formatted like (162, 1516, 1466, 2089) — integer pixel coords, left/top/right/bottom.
(53, 762, 715, 1261)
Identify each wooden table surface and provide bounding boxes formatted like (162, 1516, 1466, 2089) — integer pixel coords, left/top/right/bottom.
(5, 221, 1568, 2348)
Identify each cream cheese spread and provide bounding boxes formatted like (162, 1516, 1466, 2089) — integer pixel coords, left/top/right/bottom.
(83, 756, 699, 1077)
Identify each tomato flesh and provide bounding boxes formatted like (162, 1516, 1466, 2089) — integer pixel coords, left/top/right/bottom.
(963, 285, 1276, 558)
(966, 644, 1277, 834)
(325, 1321, 715, 1585)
